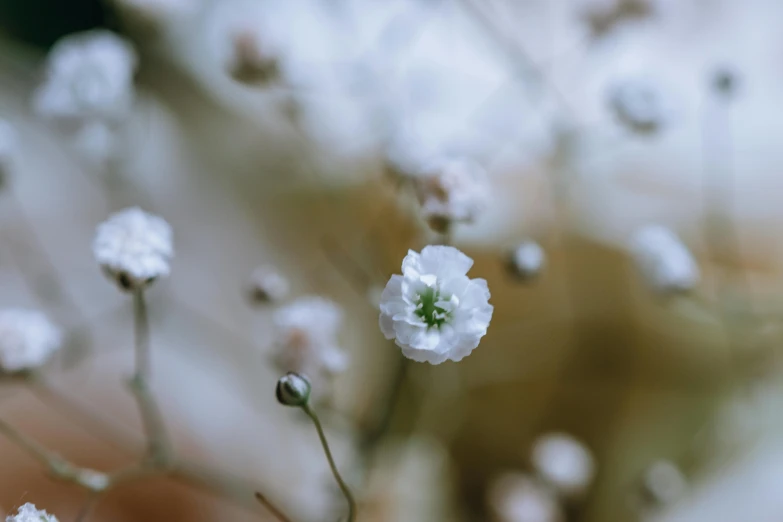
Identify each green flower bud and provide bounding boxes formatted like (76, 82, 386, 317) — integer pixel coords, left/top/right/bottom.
(275, 372, 311, 407)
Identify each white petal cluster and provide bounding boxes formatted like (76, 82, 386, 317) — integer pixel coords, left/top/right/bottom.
(93, 207, 174, 291)
(273, 297, 349, 379)
(607, 76, 670, 134)
(630, 225, 699, 294)
(0, 309, 63, 373)
(379, 245, 493, 364)
(487, 473, 563, 522)
(414, 157, 490, 232)
(249, 265, 290, 303)
(509, 241, 546, 280)
(33, 30, 137, 122)
(6, 504, 58, 522)
(531, 433, 596, 497)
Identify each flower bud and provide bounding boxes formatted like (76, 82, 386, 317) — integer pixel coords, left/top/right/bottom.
(275, 372, 311, 407)
(508, 241, 546, 281)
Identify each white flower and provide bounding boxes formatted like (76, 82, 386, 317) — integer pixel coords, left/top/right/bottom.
(249, 265, 289, 303)
(414, 157, 489, 232)
(607, 76, 671, 134)
(630, 225, 699, 294)
(272, 297, 348, 379)
(531, 433, 595, 497)
(509, 241, 546, 280)
(641, 460, 688, 506)
(487, 473, 563, 522)
(6, 504, 58, 522)
(379, 245, 493, 364)
(93, 207, 173, 291)
(33, 30, 137, 122)
(0, 309, 63, 373)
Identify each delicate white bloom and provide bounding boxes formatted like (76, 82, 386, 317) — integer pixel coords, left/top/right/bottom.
(630, 225, 699, 294)
(6, 504, 58, 522)
(509, 241, 546, 280)
(641, 460, 688, 506)
(249, 265, 289, 303)
(272, 297, 348, 379)
(414, 157, 490, 232)
(607, 77, 670, 134)
(379, 245, 493, 364)
(487, 473, 563, 522)
(0, 309, 63, 373)
(531, 433, 595, 497)
(93, 207, 174, 291)
(33, 30, 137, 122)
(228, 29, 280, 85)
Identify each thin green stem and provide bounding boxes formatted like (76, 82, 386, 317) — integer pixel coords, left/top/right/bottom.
(301, 403, 356, 522)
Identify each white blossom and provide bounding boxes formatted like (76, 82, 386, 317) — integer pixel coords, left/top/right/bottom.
(379, 245, 493, 364)
(641, 460, 688, 506)
(272, 297, 348, 380)
(630, 225, 699, 294)
(33, 30, 137, 122)
(0, 309, 63, 373)
(93, 207, 173, 291)
(607, 76, 671, 134)
(509, 241, 546, 280)
(531, 433, 595, 498)
(249, 265, 289, 303)
(487, 473, 563, 522)
(414, 157, 489, 232)
(6, 504, 58, 522)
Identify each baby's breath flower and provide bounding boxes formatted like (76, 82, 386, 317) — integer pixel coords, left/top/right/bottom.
(0, 309, 62, 373)
(6, 503, 58, 522)
(414, 157, 489, 233)
(276, 372, 311, 407)
(33, 30, 137, 122)
(249, 265, 289, 303)
(379, 245, 493, 364)
(531, 433, 595, 498)
(508, 241, 546, 280)
(630, 225, 699, 294)
(93, 207, 173, 291)
(607, 76, 670, 134)
(487, 473, 563, 522)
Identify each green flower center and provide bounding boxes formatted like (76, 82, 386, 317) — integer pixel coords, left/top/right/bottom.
(415, 286, 452, 328)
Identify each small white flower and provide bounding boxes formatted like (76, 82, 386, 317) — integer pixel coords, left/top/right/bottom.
(6, 504, 58, 522)
(509, 241, 546, 280)
(607, 77, 670, 134)
(531, 433, 595, 498)
(33, 30, 137, 122)
(641, 460, 688, 506)
(249, 265, 289, 303)
(0, 309, 63, 373)
(414, 157, 489, 232)
(272, 297, 349, 379)
(630, 225, 699, 294)
(487, 473, 563, 522)
(379, 245, 493, 364)
(93, 207, 173, 291)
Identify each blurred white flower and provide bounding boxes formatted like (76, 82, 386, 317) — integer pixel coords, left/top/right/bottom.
(6, 504, 58, 522)
(414, 157, 489, 232)
(33, 30, 137, 122)
(487, 473, 563, 522)
(509, 242, 546, 280)
(531, 433, 596, 498)
(607, 76, 671, 134)
(249, 265, 289, 303)
(273, 297, 349, 380)
(93, 207, 174, 291)
(641, 460, 688, 506)
(0, 309, 63, 373)
(379, 245, 493, 364)
(630, 225, 699, 294)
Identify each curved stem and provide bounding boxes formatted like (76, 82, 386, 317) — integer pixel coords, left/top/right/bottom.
(301, 403, 356, 522)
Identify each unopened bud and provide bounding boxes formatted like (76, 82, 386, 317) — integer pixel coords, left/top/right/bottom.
(276, 372, 311, 407)
(508, 241, 546, 281)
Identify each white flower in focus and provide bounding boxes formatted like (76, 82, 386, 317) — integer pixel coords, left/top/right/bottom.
(531, 433, 595, 498)
(630, 225, 699, 294)
(509, 241, 546, 280)
(414, 157, 489, 232)
(487, 473, 563, 522)
(273, 297, 349, 379)
(93, 207, 173, 291)
(6, 504, 58, 522)
(641, 460, 688, 506)
(0, 309, 63, 373)
(607, 77, 670, 134)
(33, 30, 137, 122)
(249, 265, 289, 303)
(379, 245, 493, 364)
